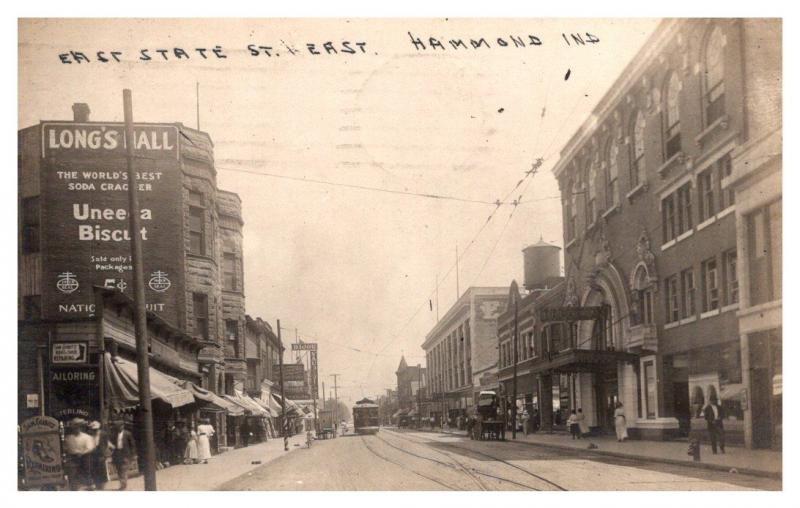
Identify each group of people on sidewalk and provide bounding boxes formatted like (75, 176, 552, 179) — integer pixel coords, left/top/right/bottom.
(161, 418, 216, 466)
(62, 418, 136, 491)
(61, 416, 217, 491)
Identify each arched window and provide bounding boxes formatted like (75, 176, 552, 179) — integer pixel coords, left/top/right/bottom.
(587, 163, 597, 225)
(704, 26, 726, 125)
(630, 111, 646, 188)
(631, 265, 655, 326)
(606, 140, 619, 209)
(663, 72, 681, 159)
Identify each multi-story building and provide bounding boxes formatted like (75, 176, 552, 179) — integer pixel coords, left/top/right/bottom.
(423, 287, 507, 425)
(18, 103, 247, 447)
(550, 19, 781, 446)
(395, 356, 427, 421)
(244, 315, 282, 396)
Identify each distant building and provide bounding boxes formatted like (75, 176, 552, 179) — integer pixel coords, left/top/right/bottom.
(422, 287, 508, 424)
(550, 19, 781, 446)
(395, 356, 427, 422)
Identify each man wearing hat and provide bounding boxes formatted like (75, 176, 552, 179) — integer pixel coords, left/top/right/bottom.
(108, 420, 136, 490)
(63, 418, 96, 490)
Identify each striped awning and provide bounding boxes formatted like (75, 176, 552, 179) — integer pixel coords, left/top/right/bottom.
(104, 353, 195, 410)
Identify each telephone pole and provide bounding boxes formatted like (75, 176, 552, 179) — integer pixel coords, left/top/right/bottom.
(277, 320, 288, 451)
(330, 374, 340, 435)
(123, 89, 157, 491)
(511, 280, 519, 441)
(417, 364, 422, 429)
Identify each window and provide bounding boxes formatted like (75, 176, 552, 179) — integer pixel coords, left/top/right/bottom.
(748, 201, 781, 305)
(193, 293, 209, 339)
(677, 183, 693, 235)
(701, 257, 720, 312)
(630, 111, 646, 188)
(704, 26, 726, 126)
(21, 196, 40, 254)
(723, 249, 739, 306)
(587, 163, 597, 225)
(606, 141, 619, 209)
(663, 72, 682, 159)
(717, 154, 735, 210)
(644, 360, 657, 418)
(223, 253, 237, 291)
(188, 191, 206, 255)
(566, 179, 578, 241)
(681, 268, 696, 317)
(662, 194, 677, 243)
(633, 267, 655, 326)
(665, 275, 680, 323)
(698, 169, 715, 222)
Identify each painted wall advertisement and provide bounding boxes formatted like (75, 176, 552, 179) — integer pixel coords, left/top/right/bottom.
(40, 122, 183, 324)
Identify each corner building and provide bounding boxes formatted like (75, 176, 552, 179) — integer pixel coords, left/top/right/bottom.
(551, 19, 781, 446)
(18, 103, 247, 449)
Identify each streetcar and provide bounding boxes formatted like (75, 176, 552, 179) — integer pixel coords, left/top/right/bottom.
(352, 398, 380, 434)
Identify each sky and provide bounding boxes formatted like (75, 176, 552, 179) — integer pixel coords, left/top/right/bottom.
(19, 18, 660, 404)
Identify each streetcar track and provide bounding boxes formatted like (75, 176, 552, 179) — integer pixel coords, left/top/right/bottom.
(359, 436, 461, 491)
(377, 431, 541, 491)
(385, 429, 568, 491)
(373, 432, 491, 491)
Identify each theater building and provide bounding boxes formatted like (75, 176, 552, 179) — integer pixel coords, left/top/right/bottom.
(18, 103, 248, 447)
(423, 287, 507, 425)
(550, 19, 781, 444)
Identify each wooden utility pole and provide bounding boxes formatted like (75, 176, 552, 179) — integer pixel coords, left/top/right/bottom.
(417, 364, 422, 428)
(123, 89, 157, 490)
(330, 374, 340, 435)
(511, 280, 519, 441)
(277, 319, 288, 451)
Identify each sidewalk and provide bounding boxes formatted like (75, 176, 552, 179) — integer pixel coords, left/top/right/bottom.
(105, 433, 310, 491)
(417, 427, 782, 479)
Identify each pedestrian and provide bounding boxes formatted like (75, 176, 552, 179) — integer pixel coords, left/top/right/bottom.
(173, 420, 188, 465)
(87, 421, 111, 490)
(577, 408, 588, 438)
(703, 396, 726, 454)
(197, 417, 215, 464)
(241, 419, 250, 447)
(185, 424, 199, 464)
(109, 420, 136, 490)
(162, 420, 176, 466)
(63, 418, 96, 490)
(567, 410, 580, 439)
(614, 401, 628, 442)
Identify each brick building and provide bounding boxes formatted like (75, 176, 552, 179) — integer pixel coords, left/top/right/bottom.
(18, 103, 248, 447)
(423, 287, 507, 425)
(395, 356, 426, 421)
(549, 19, 781, 446)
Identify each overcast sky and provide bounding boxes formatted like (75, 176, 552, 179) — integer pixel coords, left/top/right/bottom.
(19, 18, 659, 404)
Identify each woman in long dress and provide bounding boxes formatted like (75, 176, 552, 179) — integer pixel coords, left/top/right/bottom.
(196, 418, 215, 463)
(185, 425, 199, 464)
(614, 402, 628, 442)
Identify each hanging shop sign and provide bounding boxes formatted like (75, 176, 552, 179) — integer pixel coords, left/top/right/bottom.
(40, 122, 183, 323)
(291, 342, 317, 351)
(19, 416, 66, 489)
(51, 342, 88, 364)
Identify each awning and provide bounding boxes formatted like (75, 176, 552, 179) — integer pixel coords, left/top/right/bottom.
(180, 381, 244, 416)
(530, 348, 638, 375)
(258, 392, 284, 415)
(104, 353, 195, 410)
(229, 390, 269, 417)
(222, 395, 254, 416)
(272, 394, 303, 417)
(392, 410, 402, 418)
(249, 397, 279, 417)
(406, 409, 418, 417)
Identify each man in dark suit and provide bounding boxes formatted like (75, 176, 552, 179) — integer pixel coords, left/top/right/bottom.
(703, 397, 726, 454)
(109, 420, 137, 490)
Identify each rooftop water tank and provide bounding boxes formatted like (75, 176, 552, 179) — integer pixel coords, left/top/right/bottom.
(522, 237, 561, 291)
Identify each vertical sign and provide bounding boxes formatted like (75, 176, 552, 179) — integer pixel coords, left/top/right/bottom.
(310, 350, 318, 399)
(40, 122, 182, 323)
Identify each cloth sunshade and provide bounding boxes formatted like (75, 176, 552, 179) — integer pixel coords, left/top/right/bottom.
(272, 394, 303, 417)
(228, 390, 269, 416)
(391, 409, 402, 418)
(258, 392, 284, 415)
(222, 395, 254, 415)
(179, 381, 245, 416)
(248, 396, 279, 417)
(104, 353, 195, 410)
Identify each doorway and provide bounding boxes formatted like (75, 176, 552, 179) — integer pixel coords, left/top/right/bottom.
(595, 370, 618, 433)
(672, 382, 690, 437)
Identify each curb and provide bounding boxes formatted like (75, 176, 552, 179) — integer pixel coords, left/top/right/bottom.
(406, 428, 782, 481)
